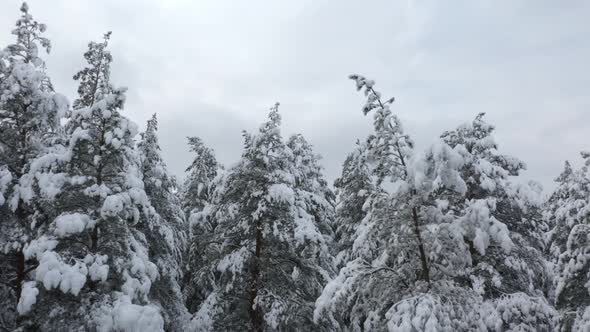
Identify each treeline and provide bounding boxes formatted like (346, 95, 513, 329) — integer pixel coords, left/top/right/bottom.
(0, 3, 589, 332)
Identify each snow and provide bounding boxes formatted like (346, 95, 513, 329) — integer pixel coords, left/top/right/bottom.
(0, 166, 12, 205)
(122, 164, 155, 221)
(473, 228, 489, 256)
(293, 208, 322, 246)
(58, 261, 88, 295)
(189, 293, 221, 332)
(508, 181, 544, 211)
(351, 212, 376, 258)
(492, 293, 557, 331)
(125, 164, 145, 190)
(97, 295, 164, 332)
(130, 253, 155, 277)
(112, 302, 163, 332)
(413, 141, 467, 195)
(291, 266, 300, 280)
(87, 254, 110, 282)
(35, 251, 88, 295)
(555, 224, 590, 300)
(84, 183, 112, 198)
(101, 194, 127, 217)
(267, 183, 295, 205)
(572, 306, 590, 332)
(121, 238, 160, 300)
(471, 275, 486, 295)
(385, 295, 441, 332)
(54, 213, 95, 237)
(35, 172, 67, 200)
(10, 173, 35, 208)
(17, 282, 39, 315)
(456, 199, 513, 255)
(217, 246, 249, 275)
(23, 235, 58, 260)
(314, 260, 362, 326)
(121, 270, 153, 302)
(264, 301, 285, 329)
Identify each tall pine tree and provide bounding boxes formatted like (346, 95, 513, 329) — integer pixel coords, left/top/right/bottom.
(182, 136, 219, 217)
(0, 3, 67, 329)
(315, 75, 556, 331)
(181, 136, 220, 314)
(137, 114, 190, 330)
(332, 141, 375, 268)
(187, 104, 334, 331)
(546, 153, 590, 331)
(15, 32, 165, 331)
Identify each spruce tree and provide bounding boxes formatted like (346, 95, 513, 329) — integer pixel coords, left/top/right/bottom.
(315, 75, 556, 331)
(286, 133, 335, 248)
(15, 33, 165, 331)
(546, 153, 590, 331)
(332, 141, 375, 268)
(187, 104, 334, 331)
(439, 113, 555, 330)
(137, 114, 190, 330)
(182, 136, 219, 217)
(181, 136, 220, 314)
(0, 3, 67, 329)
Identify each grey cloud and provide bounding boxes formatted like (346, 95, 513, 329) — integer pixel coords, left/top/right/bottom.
(1, 0, 588, 191)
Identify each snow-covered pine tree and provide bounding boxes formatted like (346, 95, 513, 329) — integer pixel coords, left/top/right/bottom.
(187, 103, 333, 331)
(182, 136, 219, 217)
(137, 114, 189, 330)
(286, 133, 335, 249)
(347, 75, 432, 281)
(439, 113, 555, 330)
(0, 3, 67, 329)
(546, 153, 590, 331)
(315, 75, 555, 331)
(315, 76, 441, 331)
(181, 136, 220, 314)
(14, 32, 166, 331)
(332, 140, 375, 268)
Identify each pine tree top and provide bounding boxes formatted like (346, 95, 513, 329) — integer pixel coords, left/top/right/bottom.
(6, 2, 50, 66)
(73, 32, 113, 109)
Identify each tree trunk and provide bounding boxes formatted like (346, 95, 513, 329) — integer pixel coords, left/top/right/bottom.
(14, 250, 25, 305)
(411, 206, 430, 283)
(92, 135, 104, 253)
(90, 228, 99, 252)
(13, 198, 28, 305)
(249, 222, 264, 332)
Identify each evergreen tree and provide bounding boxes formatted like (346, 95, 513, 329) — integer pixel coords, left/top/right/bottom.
(440, 113, 550, 295)
(137, 114, 190, 330)
(0, 3, 67, 329)
(315, 75, 556, 331)
(546, 153, 590, 331)
(187, 104, 334, 331)
(181, 136, 220, 314)
(15, 33, 165, 331)
(182, 136, 219, 217)
(332, 141, 375, 268)
(439, 113, 555, 330)
(286, 133, 335, 247)
(315, 76, 441, 330)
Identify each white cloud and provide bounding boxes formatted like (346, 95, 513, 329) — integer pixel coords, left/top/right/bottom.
(1, 0, 588, 190)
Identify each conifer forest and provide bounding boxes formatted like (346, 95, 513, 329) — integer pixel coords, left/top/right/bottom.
(1, 2, 590, 332)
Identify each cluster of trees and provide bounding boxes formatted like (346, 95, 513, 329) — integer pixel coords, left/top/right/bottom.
(0, 3, 589, 332)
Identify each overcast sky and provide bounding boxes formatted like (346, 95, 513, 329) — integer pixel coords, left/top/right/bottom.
(1, 0, 589, 192)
